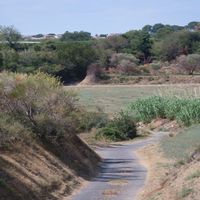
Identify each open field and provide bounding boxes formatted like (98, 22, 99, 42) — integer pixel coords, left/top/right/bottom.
(66, 84, 200, 114)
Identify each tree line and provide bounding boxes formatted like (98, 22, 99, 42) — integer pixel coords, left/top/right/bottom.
(0, 21, 200, 83)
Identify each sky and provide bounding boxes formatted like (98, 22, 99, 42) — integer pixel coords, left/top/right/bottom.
(0, 0, 200, 35)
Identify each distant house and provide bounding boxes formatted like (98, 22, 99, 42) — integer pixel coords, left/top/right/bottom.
(23, 33, 63, 41)
(55, 34, 63, 39)
(45, 33, 56, 39)
(94, 34, 108, 39)
(44, 33, 63, 39)
(31, 34, 45, 40)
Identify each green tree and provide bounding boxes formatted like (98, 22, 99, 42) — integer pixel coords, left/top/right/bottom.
(142, 25, 152, 33)
(17, 49, 62, 74)
(105, 34, 128, 53)
(155, 26, 174, 39)
(0, 51, 3, 71)
(124, 30, 152, 63)
(153, 31, 200, 61)
(187, 21, 200, 30)
(92, 35, 128, 68)
(93, 39, 113, 67)
(61, 31, 92, 41)
(57, 42, 98, 82)
(171, 25, 184, 31)
(0, 25, 22, 51)
(0, 48, 19, 71)
(151, 23, 165, 33)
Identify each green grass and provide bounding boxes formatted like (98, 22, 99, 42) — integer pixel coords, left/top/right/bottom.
(66, 86, 159, 113)
(178, 187, 193, 198)
(185, 170, 200, 180)
(129, 96, 200, 126)
(66, 85, 187, 113)
(66, 84, 200, 114)
(161, 125, 200, 161)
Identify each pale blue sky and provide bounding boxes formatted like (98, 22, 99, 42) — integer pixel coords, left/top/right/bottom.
(0, 0, 199, 35)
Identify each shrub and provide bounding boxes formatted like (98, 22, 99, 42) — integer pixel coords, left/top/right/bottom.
(139, 65, 150, 74)
(79, 111, 108, 131)
(17, 50, 61, 74)
(97, 112, 137, 141)
(110, 53, 140, 75)
(176, 54, 200, 75)
(0, 72, 79, 142)
(0, 114, 32, 147)
(149, 61, 162, 70)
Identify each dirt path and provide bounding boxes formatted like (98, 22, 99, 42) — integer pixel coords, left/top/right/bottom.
(70, 132, 167, 200)
(67, 83, 200, 88)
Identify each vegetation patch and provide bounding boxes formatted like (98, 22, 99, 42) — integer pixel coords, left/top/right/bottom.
(1, 22, 200, 84)
(185, 170, 200, 181)
(0, 72, 101, 200)
(79, 110, 108, 131)
(161, 125, 200, 161)
(178, 187, 193, 198)
(96, 111, 137, 141)
(129, 96, 200, 126)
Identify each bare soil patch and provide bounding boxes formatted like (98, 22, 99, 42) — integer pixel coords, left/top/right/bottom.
(137, 140, 200, 200)
(0, 135, 100, 200)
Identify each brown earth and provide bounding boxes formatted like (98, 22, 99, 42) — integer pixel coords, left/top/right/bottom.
(78, 64, 100, 85)
(97, 75, 200, 85)
(137, 143, 200, 200)
(0, 135, 100, 200)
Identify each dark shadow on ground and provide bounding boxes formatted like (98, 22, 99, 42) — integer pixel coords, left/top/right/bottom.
(92, 158, 147, 182)
(0, 158, 57, 200)
(42, 135, 101, 180)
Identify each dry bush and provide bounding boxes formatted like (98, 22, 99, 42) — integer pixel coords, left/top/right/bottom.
(0, 72, 79, 142)
(176, 54, 200, 75)
(0, 114, 32, 146)
(159, 64, 182, 75)
(109, 53, 140, 75)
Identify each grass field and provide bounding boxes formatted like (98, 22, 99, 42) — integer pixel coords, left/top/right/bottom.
(66, 84, 200, 114)
(161, 125, 200, 161)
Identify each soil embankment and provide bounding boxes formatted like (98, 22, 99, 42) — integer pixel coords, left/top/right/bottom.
(137, 127, 200, 200)
(0, 135, 100, 200)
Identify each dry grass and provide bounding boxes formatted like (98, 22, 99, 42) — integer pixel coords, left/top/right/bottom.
(0, 141, 80, 200)
(99, 74, 200, 85)
(137, 144, 200, 200)
(136, 144, 170, 200)
(137, 125, 200, 200)
(0, 135, 100, 200)
(157, 85, 200, 99)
